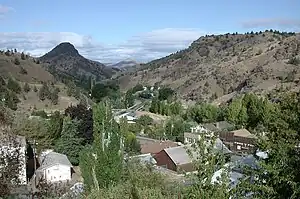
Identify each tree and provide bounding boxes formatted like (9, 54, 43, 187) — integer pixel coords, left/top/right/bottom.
(136, 115, 153, 126)
(47, 111, 63, 144)
(124, 89, 134, 108)
(188, 103, 219, 123)
(79, 101, 123, 191)
(119, 117, 141, 155)
(55, 116, 84, 165)
(158, 87, 174, 101)
(23, 82, 30, 93)
(149, 97, 160, 113)
(12, 116, 52, 153)
(0, 129, 24, 197)
(164, 116, 185, 142)
(65, 104, 93, 143)
(50, 89, 59, 105)
(21, 52, 26, 60)
(7, 78, 21, 94)
(182, 134, 231, 198)
(33, 85, 38, 92)
(0, 76, 5, 86)
(38, 82, 50, 101)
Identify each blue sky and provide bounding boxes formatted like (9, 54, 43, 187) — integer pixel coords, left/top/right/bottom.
(0, 0, 299, 62)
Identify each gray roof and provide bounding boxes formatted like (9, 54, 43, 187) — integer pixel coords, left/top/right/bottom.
(202, 123, 219, 132)
(130, 153, 157, 165)
(164, 138, 231, 166)
(202, 121, 234, 132)
(164, 145, 193, 166)
(37, 152, 72, 171)
(216, 121, 234, 130)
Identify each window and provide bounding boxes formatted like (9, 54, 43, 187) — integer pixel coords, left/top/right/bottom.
(237, 145, 241, 150)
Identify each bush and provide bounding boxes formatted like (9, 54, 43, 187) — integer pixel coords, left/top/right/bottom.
(287, 57, 300, 66)
(23, 83, 31, 93)
(14, 58, 20, 65)
(7, 78, 21, 94)
(19, 66, 27, 74)
(32, 110, 48, 118)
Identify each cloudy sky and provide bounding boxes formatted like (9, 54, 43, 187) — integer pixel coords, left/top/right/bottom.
(0, 0, 299, 63)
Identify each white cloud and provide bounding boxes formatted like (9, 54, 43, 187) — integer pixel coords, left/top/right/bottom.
(0, 28, 206, 63)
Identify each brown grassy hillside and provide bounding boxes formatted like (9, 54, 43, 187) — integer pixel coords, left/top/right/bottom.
(0, 50, 79, 114)
(0, 51, 54, 82)
(117, 30, 300, 101)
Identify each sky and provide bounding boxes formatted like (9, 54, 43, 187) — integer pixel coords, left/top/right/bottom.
(0, 0, 299, 63)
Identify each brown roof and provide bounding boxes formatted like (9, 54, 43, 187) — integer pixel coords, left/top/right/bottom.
(140, 140, 179, 154)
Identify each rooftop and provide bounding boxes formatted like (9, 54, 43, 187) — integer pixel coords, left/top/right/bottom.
(231, 129, 256, 139)
(37, 151, 72, 171)
(164, 138, 231, 166)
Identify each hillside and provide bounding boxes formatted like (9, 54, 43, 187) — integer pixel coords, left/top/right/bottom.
(40, 42, 116, 84)
(117, 30, 300, 101)
(0, 50, 79, 114)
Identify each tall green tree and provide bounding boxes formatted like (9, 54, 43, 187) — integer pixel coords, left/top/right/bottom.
(183, 134, 231, 198)
(235, 92, 300, 198)
(80, 101, 123, 191)
(55, 116, 84, 165)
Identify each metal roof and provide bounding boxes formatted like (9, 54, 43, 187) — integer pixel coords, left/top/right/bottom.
(164, 138, 231, 166)
(37, 152, 72, 171)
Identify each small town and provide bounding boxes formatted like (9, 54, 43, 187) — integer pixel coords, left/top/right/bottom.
(0, 1, 299, 199)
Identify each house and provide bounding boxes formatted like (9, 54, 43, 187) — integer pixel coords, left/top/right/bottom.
(154, 139, 231, 173)
(136, 136, 180, 154)
(218, 129, 257, 153)
(184, 121, 234, 144)
(35, 151, 73, 183)
(0, 130, 27, 185)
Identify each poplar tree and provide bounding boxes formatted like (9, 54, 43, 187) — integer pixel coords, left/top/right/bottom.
(80, 101, 123, 191)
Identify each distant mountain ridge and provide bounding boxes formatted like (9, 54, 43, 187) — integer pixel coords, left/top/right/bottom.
(39, 42, 116, 83)
(107, 59, 138, 69)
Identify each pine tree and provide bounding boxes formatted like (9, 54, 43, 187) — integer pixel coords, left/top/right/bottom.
(55, 116, 84, 165)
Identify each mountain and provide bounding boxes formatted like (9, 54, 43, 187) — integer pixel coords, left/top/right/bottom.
(117, 30, 300, 101)
(108, 59, 138, 69)
(39, 42, 116, 83)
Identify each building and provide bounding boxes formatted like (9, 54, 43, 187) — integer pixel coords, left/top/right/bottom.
(184, 121, 234, 144)
(136, 136, 180, 154)
(0, 130, 27, 185)
(154, 140, 231, 173)
(218, 129, 257, 153)
(114, 111, 137, 124)
(128, 153, 157, 165)
(35, 151, 73, 183)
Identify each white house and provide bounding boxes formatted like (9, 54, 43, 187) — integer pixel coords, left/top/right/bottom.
(184, 125, 214, 144)
(0, 130, 27, 185)
(35, 151, 72, 183)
